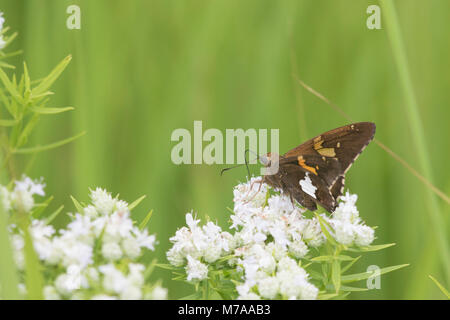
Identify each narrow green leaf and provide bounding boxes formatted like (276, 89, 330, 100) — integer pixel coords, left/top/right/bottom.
(340, 285, 369, 292)
(341, 264, 409, 283)
(315, 213, 338, 246)
(429, 275, 450, 299)
(45, 205, 64, 225)
(144, 258, 158, 280)
(139, 209, 153, 230)
(346, 243, 396, 253)
(31, 195, 54, 219)
(13, 131, 86, 154)
(155, 263, 179, 271)
(16, 113, 40, 148)
(70, 195, 84, 213)
(31, 55, 72, 96)
(341, 256, 361, 274)
(0, 67, 23, 104)
(128, 195, 146, 211)
(22, 222, 44, 299)
(331, 260, 341, 293)
(317, 293, 339, 300)
(178, 292, 202, 300)
(30, 106, 74, 115)
(311, 255, 334, 262)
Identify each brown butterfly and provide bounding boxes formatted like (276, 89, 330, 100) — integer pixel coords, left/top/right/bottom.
(259, 122, 376, 213)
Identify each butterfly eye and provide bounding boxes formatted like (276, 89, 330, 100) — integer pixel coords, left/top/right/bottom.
(259, 154, 271, 167)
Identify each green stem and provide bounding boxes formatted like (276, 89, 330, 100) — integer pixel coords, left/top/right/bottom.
(380, 0, 449, 285)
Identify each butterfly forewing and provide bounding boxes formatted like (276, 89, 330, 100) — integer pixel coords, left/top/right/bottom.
(263, 122, 375, 213)
(283, 122, 376, 174)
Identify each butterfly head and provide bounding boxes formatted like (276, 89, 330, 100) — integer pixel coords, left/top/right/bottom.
(259, 152, 280, 167)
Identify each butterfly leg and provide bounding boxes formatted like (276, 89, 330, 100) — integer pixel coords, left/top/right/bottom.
(243, 177, 265, 204)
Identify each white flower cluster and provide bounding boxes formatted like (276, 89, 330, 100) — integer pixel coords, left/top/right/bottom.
(326, 192, 375, 246)
(0, 175, 45, 213)
(0, 12, 6, 49)
(167, 177, 376, 300)
(4, 177, 166, 300)
(167, 212, 233, 281)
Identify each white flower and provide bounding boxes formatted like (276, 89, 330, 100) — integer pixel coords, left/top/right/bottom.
(122, 237, 141, 259)
(148, 285, 168, 300)
(0, 12, 5, 49)
(289, 239, 308, 258)
(43, 286, 60, 300)
(0, 186, 11, 211)
(55, 265, 83, 296)
(91, 294, 117, 300)
(185, 255, 208, 281)
(15, 176, 45, 196)
(326, 191, 375, 246)
(257, 277, 279, 299)
(102, 242, 123, 260)
(299, 280, 319, 300)
(99, 264, 128, 294)
(238, 292, 261, 300)
(90, 188, 116, 215)
(333, 220, 355, 245)
(354, 224, 375, 246)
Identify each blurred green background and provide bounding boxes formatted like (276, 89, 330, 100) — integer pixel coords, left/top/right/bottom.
(0, 0, 448, 299)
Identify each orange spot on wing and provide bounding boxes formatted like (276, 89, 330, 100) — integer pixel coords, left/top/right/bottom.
(297, 156, 318, 175)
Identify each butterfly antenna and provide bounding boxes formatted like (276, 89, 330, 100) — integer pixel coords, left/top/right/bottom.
(220, 164, 244, 176)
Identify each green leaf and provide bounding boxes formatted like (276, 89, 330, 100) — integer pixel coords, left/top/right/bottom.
(429, 275, 450, 299)
(128, 195, 146, 211)
(16, 113, 40, 148)
(310, 255, 334, 262)
(31, 195, 54, 219)
(340, 285, 369, 292)
(139, 209, 153, 230)
(315, 213, 338, 246)
(155, 263, 180, 271)
(341, 256, 361, 274)
(45, 205, 64, 225)
(0, 67, 23, 104)
(317, 293, 339, 300)
(331, 259, 341, 293)
(341, 264, 409, 283)
(346, 243, 396, 253)
(308, 269, 325, 281)
(144, 258, 158, 280)
(30, 106, 74, 114)
(13, 131, 86, 154)
(31, 55, 72, 96)
(70, 195, 84, 213)
(22, 222, 44, 299)
(178, 292, 202, 300)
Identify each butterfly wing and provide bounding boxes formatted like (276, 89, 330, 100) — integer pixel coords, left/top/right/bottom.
(283, 122, 376, 174)
(280, 162, 338, 213)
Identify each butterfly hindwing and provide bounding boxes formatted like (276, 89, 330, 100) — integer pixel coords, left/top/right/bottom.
(281, 163, 337, 213)
(279, 154, 342, 187)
